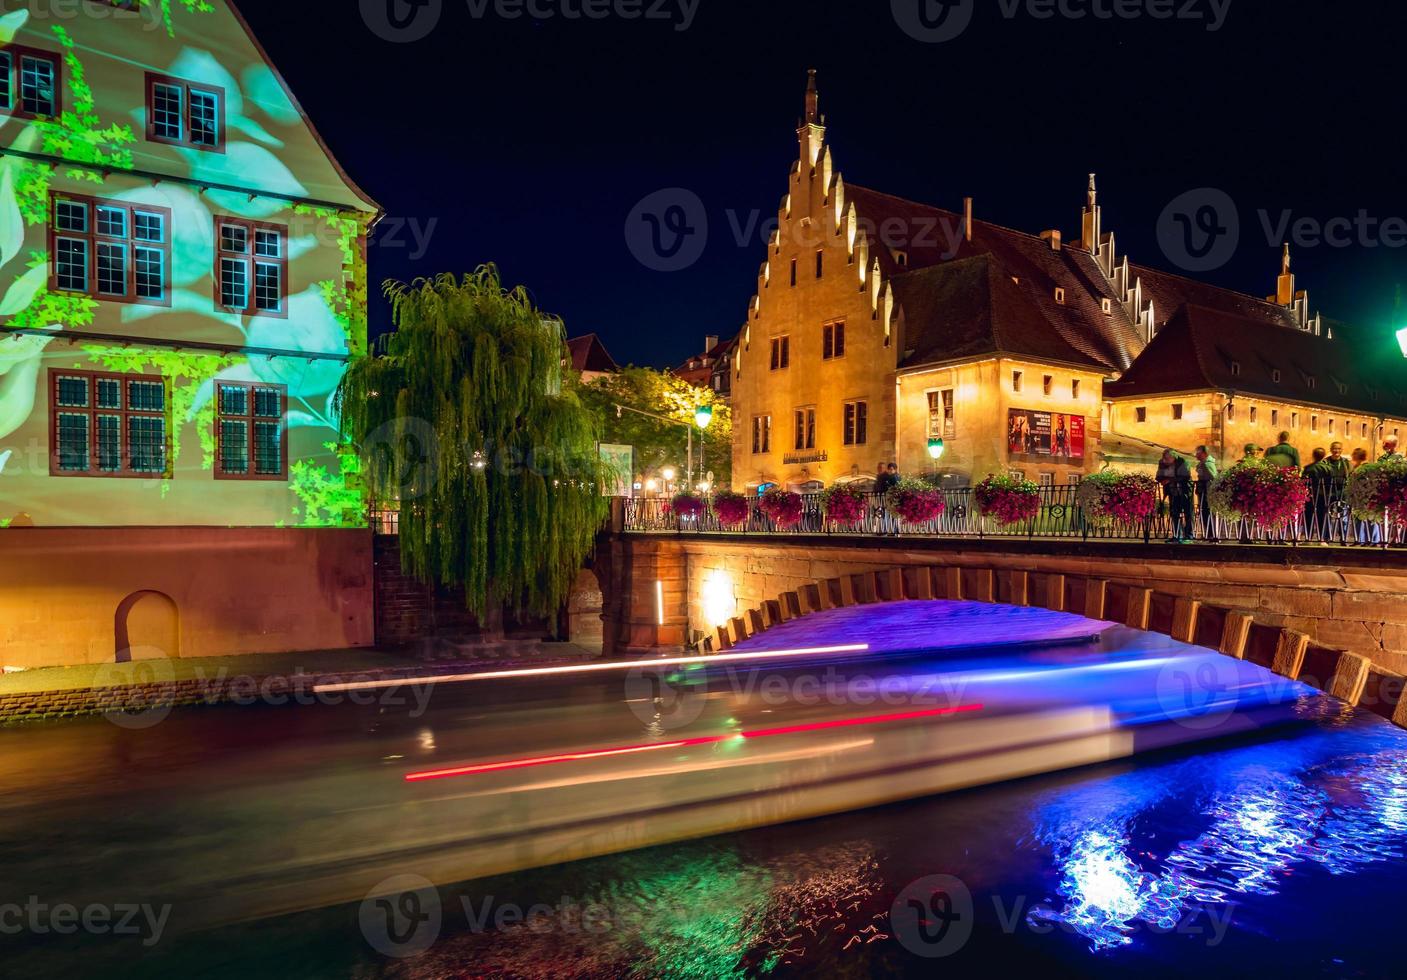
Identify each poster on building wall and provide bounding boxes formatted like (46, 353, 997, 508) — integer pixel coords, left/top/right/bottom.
(599, 444, 635, 497)
(1007, 410, 1086, 463)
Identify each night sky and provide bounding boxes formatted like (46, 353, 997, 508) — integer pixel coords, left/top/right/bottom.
(234, 0, 1405, 368)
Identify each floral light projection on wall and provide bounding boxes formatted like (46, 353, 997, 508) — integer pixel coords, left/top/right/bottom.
(0, 2, 376, 529)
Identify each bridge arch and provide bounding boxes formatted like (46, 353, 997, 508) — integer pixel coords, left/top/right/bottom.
(699, 563, 1396, 724)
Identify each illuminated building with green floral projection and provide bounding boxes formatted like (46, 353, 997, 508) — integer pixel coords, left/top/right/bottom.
(0, 0, 378, 529)
(0, 1, 382, 668)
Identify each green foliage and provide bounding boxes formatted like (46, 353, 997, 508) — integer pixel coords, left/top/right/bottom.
(579, 365, 732, 486)
(38, 28, 137, 180)
(138, 0, 215, 39)
(290, 446, 365, 528)
(6, 253, 98, 329)
(295, 205, 369, 357)
(336, 266, 609, 620)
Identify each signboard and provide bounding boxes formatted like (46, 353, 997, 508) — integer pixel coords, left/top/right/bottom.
(1007, 410, 1086, 463)
(598, 443, 635, 497)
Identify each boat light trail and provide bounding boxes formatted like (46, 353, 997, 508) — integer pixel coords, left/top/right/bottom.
(404, 701, 984, 782)
(314, 643, 871, 694)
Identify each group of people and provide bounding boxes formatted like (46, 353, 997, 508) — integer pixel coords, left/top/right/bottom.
(1156, 433, 1403, 544)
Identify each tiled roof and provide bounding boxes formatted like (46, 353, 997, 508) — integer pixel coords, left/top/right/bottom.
(566, 334, 618, 374)
(842, 184, 1318, 378)
(1103, 305, 1407, 418)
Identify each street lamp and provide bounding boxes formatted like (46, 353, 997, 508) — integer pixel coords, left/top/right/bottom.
(662, 467, 677, 493)
(928, 437, 946, 480)
(694, 404, 714, 488)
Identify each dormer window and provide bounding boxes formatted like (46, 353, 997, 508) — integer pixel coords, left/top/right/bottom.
(1101, 298, 1113, 315)
(893, 250, 909, 267)
(1272, 369, 1282, 384)
(1054, 287, 1066, 305)
(1231, 361, 1242, 377)
(1306, 376, 1317, 390)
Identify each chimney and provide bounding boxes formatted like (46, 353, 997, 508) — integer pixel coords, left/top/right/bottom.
(963, 197, 973, 242)
(1040, 229, 1062, 251)
(705, 334, 719, 353)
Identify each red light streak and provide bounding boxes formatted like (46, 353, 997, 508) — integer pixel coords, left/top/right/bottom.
(404, 702, 984, 783)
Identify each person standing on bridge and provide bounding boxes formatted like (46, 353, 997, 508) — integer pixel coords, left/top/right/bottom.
(1303, 448, 1333, 543)
(1157, 449, 1194, 543)
(1264, 432, 1300, 470)
(1194, 446, 1219, 541)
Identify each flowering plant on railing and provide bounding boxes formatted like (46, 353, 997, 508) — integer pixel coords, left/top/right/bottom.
(712, 490, 751, 527)
(1209, 458, 1309, 528)
(1347, 459, 1407, 524)
(1076, 470, 1159, 528)
(887, 479, 946, 525)
(974, 474, 1042, 527)
(668, 493, 705, 523)
(759, 487, 805, 528)
(821, 483, 869, 528)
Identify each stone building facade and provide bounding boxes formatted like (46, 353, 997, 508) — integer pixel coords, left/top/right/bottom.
(729, 75, 1407, 488)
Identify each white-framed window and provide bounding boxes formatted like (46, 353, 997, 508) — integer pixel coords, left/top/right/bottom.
(750, 415, 771, 454)
(50, 194, 171, 305)
(793, 407, 816, 451)
(927, 389, 955, 440)
(769, 336, 790, 371)
(843, 400, 868, 446)
(216, 219, 287, 316)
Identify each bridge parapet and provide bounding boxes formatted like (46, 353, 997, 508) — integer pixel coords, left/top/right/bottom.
(599, 533, 1407, 731)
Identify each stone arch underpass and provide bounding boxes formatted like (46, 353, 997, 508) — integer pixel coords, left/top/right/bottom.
(598, 535, 1407, 732)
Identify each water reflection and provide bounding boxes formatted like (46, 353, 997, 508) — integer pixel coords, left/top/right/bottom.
(1029, 724, 1407, 952)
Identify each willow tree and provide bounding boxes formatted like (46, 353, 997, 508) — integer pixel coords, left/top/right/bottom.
(337, 267, 608, 621)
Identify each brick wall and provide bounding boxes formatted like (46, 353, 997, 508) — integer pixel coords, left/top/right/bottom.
(372, 535, 480, 646)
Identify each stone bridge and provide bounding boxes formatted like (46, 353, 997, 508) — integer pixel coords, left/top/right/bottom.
(594, 533, 1407, 730)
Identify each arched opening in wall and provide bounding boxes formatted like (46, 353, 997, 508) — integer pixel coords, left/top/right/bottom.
(114, 591, 180, 664)
(565, 567, 605, 652)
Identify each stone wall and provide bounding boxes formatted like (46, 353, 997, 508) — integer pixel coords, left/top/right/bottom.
(0, 527, 374, 669)
(606, 534, 1407, 675)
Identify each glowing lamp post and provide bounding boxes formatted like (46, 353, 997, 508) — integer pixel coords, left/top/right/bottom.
(694, 404, 714, 491)
(928, 437, 946, 478)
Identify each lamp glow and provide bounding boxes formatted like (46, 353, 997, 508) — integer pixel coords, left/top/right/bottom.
(695, 405, 714, 431)
(701, 569, 736, 627)
(928, 437, 946, 461)
(662, 467, 677, 482)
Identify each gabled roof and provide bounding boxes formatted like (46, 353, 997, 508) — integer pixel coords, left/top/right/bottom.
(892, 255, 1114, 371)
(1103, 305, 1407, 417)
(843, 184, 1316, 376)
(566, 334, 618, 375)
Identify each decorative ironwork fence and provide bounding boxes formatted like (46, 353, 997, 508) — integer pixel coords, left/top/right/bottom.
(622, 482, 1403, 547)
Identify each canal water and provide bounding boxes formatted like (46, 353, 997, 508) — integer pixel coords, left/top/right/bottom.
(16, 702, 1405, 977)
(4, 604, 1406, 978)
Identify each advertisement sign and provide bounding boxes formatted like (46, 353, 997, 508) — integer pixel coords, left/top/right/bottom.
(1007, 410, 1086, 463)
(599, 444, 635, 497)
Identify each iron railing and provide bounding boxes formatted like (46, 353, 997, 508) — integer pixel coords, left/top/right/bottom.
(622, 481, 1404, 547)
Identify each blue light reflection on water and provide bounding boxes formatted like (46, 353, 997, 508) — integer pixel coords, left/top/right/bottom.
(1026, 703, 1407, 953)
